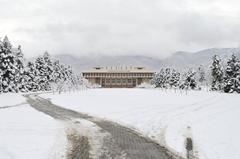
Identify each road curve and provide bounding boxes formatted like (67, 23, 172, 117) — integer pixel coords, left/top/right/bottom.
(24, 94, 182, 159)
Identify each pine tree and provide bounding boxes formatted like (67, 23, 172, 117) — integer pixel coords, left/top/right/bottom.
(152, 69, 165, 88)
(181, 69, 197, 90)
(0, 36, 83, 93)
(25, 61, 39, 91)
(35, 55, 47, 91)
(35, 51, 54, 91)
(14, 45, 27, 92)
(164, 68, 171, 88)
(210, 55, 223, 91)
(0, 36, 19, 92)
(0, 39, 3, 93)
(43, 51, 54, 83)
(169, 69, 180, 88)
(52, 60, 61, 83)
(197, 65, 206, 85)
(223, 54, 240, 93)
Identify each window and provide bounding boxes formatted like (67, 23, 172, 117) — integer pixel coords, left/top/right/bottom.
(117, 79, 121, 83)
(95, 78, 100, 84)
(102, 79, 105, 84)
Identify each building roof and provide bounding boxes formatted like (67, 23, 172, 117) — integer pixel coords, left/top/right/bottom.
(82, 66, 155, 73)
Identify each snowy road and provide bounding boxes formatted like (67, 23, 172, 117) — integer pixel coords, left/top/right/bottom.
(25, 94, 181, 159)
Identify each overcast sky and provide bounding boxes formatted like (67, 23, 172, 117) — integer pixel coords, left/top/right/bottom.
(1, 0, 240, 58)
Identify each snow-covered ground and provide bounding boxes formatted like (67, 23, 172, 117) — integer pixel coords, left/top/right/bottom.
(42, 88, 240, 159)
(0, 93, 26, 108)
(0, 94, 67, 159)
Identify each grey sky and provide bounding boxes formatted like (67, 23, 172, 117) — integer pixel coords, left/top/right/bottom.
(1, 0, 240, 58)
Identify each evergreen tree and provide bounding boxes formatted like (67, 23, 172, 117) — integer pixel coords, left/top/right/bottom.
(0, 36, 19, 92)
(152, 69, 166, 88)
(0, 40, 3, 93)
(35, 56, 48, 91)
(35, 51, 54, 91)
(0, 36, 83, 93)
(181, 69, 197, 89)
(43, 51, 54, 82)
(169, 69, 180, 88)
(152, 68, 178, 89)
(164, 68, 171, 88)
(223, 54, 240, 93)
(52, 60, 62, 83)
(197, 65, 206, 85)
(210, 55, 223, 91)
(14, 45, 26, 92)
(25, 61, 39, 91)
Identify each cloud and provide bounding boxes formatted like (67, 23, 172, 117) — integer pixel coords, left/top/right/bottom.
(0, 0, 240, 58)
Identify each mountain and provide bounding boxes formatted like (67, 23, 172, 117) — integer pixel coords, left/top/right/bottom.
(55, 48, 240, 71)
(163, 48, 240, 68)
(54, 54, 162, 71)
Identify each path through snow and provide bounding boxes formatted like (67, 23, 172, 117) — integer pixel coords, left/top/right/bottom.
(25, 94, 182, 159)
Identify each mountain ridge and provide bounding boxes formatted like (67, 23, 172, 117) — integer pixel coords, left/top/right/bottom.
(54, 47, 240, 71)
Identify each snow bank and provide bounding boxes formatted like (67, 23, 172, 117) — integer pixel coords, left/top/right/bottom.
(43, 88, 240, 159)
(0, 94, 67, 159)
(0, 93, 26, 107)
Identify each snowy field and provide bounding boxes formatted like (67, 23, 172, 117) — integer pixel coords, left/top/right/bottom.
(43, 88, 240, 159)
(0, 93, 26, 108)
(0, 94, 66, 159)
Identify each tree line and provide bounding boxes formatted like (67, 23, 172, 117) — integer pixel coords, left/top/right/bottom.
(1, 36, 239, 94)
(211, 54, 240, 93)
(151, 66, 205, 90)
(152, 54, 240, 93)
(0, 36, 85, 93)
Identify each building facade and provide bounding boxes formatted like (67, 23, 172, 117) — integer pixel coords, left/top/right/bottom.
(82, 66, 155, 88)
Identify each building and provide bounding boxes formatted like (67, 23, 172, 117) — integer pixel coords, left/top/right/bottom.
(82, 66, 155, 88)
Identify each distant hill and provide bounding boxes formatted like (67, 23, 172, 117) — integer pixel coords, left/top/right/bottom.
(163, 48, 240, 68)
(55, 48, 240, 71)
(54, 54, 162, 71)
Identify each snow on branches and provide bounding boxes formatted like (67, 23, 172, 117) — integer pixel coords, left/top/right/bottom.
(0, 36, 85, 93)
(151, 68, 199, 90)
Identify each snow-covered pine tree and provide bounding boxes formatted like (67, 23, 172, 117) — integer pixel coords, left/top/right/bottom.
(0, 39, 3, 93)
(52, 60, 61, 82)
(25, 61, 39, 91)
(0, 36, 19, 92)
(0, 36, 83, 93)
(169, 69, 180, 88)
(43, 51, 54, 82)
(210, 55, 223, 91)
(181, 69, 197, 90)
(152, 69, 165, 88)
(35, 51, 54, 91)
(52, 62, 71, 93)
(35, 55, 48, 91)
(164, 68, 171, 88)
(64, 66, 75, 92)
(197, 65, 206, 86)
(223, 54, 240, 93)
(152, 68, 173, 88)
(14, 45, 27, 92)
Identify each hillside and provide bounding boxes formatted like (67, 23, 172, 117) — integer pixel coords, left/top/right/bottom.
(55, 48, 240, 71)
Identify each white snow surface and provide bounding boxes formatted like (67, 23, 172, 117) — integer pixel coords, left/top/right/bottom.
(0, 93, 26, 107)
(0, 94, 67, 159)
(42, 88, 240, 159)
